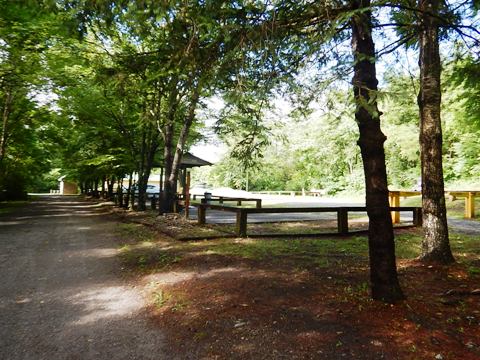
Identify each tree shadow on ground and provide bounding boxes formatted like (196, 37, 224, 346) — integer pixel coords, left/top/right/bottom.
(115, 222, 480, 360)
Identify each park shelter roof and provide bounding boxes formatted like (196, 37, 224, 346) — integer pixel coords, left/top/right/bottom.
(153, 152, 212, 169)
(179, 152, 213, 168)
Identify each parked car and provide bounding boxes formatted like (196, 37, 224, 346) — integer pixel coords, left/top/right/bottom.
(122, 184, 160, 197)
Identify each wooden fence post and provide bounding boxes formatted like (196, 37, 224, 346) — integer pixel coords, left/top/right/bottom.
(236, 210, 248, 237)
(337, 208, 348, 235)
(198, 205, 206, 225)
(256, 199, 262, 209)
(151, 194, 157, 210)
(413, 207, 422, 227)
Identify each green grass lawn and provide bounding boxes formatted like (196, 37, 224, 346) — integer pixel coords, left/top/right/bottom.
(117, 219, 479, 274)
(0, 200, 29, 215)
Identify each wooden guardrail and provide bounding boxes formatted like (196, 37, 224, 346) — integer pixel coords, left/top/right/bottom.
(196, 204, 422, 238)
(389, 190, 479, 222)
(251, 190, 303, 196)
(191, 195, 262, 208)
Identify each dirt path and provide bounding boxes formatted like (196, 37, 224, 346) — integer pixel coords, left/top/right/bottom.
(0, 196, 166, 360)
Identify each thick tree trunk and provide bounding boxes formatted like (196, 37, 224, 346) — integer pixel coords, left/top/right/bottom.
(138, 135, 158, 211)
(417, 0, 454, 264)
(93, 178, 99, 198)
(107, 176, 114, 199)
(160, 84, 200, 214)
(0, 89, 13, 164)
(137, 131, 148, 211)
(159, 123, 175, 215)
(124, 173, 133, 209)
(117, 178, 124, 207)
(351, 0, 404, 302)
(101, 176, 106, 198)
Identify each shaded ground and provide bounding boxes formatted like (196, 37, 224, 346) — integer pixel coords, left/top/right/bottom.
(115, 210, 480, 360)
(0, 196, 166, 359)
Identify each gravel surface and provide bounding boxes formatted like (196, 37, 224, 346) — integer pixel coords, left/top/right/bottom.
(0, 196, 167, 360)
(448, 218, 480, 236)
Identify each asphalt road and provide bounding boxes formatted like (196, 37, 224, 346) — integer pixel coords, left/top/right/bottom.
(0, 196, 166, 360)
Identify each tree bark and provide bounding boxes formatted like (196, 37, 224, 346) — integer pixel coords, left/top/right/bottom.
(351, 0, 404, 302)
(137, 127, 159, 211)
(107, 176, 115, 199)
(159, 84, 201, 214)
(159, 122, 175, 215)
(417, 0, 455, 264)
(0, 89, 13, 164)
(124, 173, 133, 209)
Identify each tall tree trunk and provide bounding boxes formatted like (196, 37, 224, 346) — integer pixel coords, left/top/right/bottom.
(124, 173, 133, 209)
(160, 85, 201, 214)
(118, 178, 124, 207)
(138, 129, 159, 211)
(351, 0, 404, 302)
(137, 130, 147, 211)
(101, 176, 106, 198)
(107, 176, 114, 199)
(417, 0, 455, 264)
(159, 122, 175, 215)
(0, 89, 13, 164)
(93, 178, 99, 198)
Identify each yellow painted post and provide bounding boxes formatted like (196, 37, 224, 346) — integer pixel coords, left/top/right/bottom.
(389, 191, 400, 224)
(465, 192, 475, 219)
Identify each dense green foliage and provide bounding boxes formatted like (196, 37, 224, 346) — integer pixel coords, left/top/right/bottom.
(1, 1, 479, 200)
(0, 1, 63, 199)
(199, 58, 480, 193)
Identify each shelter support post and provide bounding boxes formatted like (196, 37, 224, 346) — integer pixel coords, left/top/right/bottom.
(185, 172, 190, 218)
(389, 191, 401, 224)
(465, 192, 475, 219)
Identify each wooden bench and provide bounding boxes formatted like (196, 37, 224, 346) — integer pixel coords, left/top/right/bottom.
(389, 190, 479, 221)
(196, 204, 422, 238)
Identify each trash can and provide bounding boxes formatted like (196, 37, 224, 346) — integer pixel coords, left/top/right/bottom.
(204, 192, 212, 204)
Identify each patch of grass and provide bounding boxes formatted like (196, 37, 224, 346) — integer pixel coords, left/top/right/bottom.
(201, 237, 369, 268)
(189, 230, 478, 270)
(119, 241, 181, 271)
(153, 290, 171, 308)
(449, 233, 478, 250)
(394, 231, 480, 262)
(0, 200, 29, 215)
(395, 232, 423, 259)
(117, 223, 155, 242)
(212, 219, 369, 236)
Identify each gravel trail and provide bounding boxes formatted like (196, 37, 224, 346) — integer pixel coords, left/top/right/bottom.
(0, 196, 166, 360)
